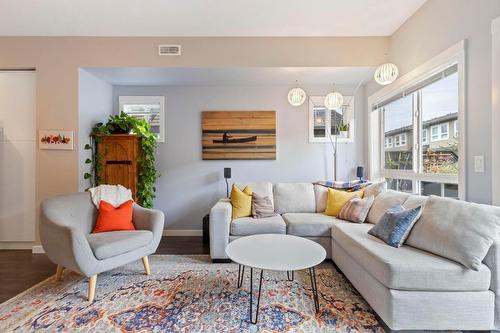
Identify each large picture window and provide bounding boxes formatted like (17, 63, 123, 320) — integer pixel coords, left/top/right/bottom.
(374, 63, 461, 199)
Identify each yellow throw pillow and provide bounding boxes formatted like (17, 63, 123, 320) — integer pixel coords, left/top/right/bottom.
(231, 185, 253, 219)
(324, 188, 364, 217)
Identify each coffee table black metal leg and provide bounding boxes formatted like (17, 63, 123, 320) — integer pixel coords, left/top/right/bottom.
(287, 270, 294, 281)
(249, 267, 264, 324)
(309, 267, 320, 313)
(237, 264, 245, 288)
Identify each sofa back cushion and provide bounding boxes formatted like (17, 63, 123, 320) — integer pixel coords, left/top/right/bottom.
(235, 182, 274, 210)
(363, 181, 387, 198)
(406, 195, 500, 270)
(273, 183, 316, 214)
(313, 184, 328, 213)
(366, 189, 410, 224)
(403, 195, 427, 210)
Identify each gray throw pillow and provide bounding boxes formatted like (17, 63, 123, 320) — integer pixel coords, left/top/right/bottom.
(252, 193, 276, 218)
(368, 204, 422, 248)
(406, 195, 500, 270)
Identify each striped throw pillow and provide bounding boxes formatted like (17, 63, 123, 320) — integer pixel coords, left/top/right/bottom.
(338, 195, 375, 223)
(252, 193, 276, 218)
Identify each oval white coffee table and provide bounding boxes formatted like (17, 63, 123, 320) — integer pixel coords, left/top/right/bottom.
(225, 234, 326, 324)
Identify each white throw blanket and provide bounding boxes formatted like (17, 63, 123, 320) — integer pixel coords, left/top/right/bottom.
(88, 184, 133, 208)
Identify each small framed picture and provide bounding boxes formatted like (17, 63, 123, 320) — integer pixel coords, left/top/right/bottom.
(39, 130, 74, 150)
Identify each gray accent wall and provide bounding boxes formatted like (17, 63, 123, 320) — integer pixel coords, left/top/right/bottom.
(113, 84, 366, 231)
(78, 69, 113, 191)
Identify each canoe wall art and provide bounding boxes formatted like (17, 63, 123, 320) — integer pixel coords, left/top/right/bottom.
(202, 111, 276, 160)
(39, 130, 74, 150)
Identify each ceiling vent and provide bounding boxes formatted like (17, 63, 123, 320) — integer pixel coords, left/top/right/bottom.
(158, 45, 181, 56)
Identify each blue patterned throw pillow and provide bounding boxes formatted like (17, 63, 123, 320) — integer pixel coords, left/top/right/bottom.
(368, 204, 422, 248)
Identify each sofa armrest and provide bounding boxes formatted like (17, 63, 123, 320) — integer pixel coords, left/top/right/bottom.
(483, 239, 500, 328)
(40, 208, 96, 276)
(133, 203, 165, 252)
(209, 199, 232, 260)
(484, 239, 500, 292)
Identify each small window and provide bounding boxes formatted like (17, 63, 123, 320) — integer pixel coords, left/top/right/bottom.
(431, 125, 439, 141)
(393, 133, 407, 147)
(119, 96, 165, 142)
(440, 123, 449, 139)
(400, 133, 406, 146)
(309, 96, 354, 143)
(385, 137, 393, 148)
(430, 122, 449, 142)
(422, 129, 428, 144)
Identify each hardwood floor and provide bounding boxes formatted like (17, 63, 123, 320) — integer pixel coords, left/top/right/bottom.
(0, 236, 209, 304)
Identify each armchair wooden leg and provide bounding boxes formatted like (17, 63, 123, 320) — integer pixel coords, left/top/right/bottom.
(88, 275, 97, 302)
(142, 256, 151, 276)
(55, 265, 64, 282)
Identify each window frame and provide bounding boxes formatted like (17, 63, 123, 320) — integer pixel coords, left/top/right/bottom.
(368, 41, 466, 200)
(308, 95, 354, 143)
(118, 95, 165, 143)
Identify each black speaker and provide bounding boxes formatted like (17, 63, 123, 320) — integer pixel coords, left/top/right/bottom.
(224, 168, 231, 198)
(224, 167, 232, 179)
(356, 166, 364, 180)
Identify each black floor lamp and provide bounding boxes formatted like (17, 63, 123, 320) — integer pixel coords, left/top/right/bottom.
(224, 168, 231, 198)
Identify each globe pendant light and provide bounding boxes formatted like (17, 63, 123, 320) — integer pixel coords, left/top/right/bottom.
(374, 63, 399, 85)
(287, 81, 306, 106)
(324, 84, 344, 110)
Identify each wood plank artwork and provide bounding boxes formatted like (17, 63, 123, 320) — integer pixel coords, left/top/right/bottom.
(202, 111, 276, 160)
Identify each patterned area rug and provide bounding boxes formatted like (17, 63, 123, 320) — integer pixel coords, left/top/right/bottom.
(0, 255, 384, 332)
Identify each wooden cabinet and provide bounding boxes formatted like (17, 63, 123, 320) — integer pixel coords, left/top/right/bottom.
(95, 134, 140, 201)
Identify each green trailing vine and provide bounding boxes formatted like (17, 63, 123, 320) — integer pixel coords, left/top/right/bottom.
(84, 112, 159, 208)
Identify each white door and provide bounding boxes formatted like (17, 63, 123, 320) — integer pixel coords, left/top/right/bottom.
(0, 71, 36, 242)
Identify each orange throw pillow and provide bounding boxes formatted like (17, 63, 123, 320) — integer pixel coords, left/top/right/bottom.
(93, 200, 135, 233)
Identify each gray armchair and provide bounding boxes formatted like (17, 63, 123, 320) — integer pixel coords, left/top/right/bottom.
(40, 192, 164, 302)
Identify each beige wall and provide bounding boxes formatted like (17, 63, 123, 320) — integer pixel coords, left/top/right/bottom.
(0, 36, 388, 244)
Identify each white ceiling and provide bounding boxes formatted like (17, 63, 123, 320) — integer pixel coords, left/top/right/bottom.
(84, 67, 375, 86)
(0, 0, 426, 37)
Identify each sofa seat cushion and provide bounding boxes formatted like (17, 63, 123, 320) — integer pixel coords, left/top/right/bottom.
(331, 223, 491, 292)
(87, 230, 153, 260)
(283, 213, 343, 237)
(230, 215, 286, 236)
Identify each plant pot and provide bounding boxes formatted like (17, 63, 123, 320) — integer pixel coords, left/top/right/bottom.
(111, 128, 132, 134)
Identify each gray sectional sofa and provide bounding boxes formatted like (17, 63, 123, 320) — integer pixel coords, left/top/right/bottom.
(209, 181, 500, 331)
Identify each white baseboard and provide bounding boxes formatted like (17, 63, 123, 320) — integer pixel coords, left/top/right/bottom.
(0, 242, 34, 250)
(32, 245, 45, 254)
(162, 230, 203, 237)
